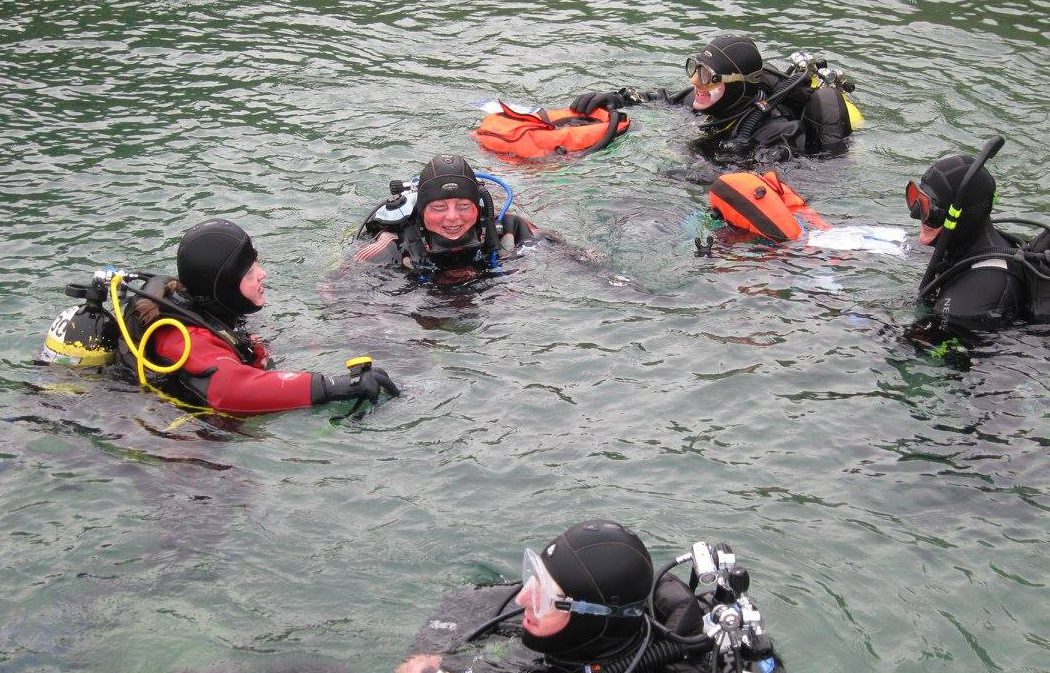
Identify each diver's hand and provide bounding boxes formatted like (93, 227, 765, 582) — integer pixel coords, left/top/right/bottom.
(570, 90, 626, 114)
(311, 367, 400, 405)
(395, 654, 443, 673)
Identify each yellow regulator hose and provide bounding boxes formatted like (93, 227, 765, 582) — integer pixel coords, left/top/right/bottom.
(109, 274, 191, 386)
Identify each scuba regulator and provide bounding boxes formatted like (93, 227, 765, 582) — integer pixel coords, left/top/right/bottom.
(786, 51, 855, 93)
(359, 177, 421, 238)
(594, 540, 778, 673)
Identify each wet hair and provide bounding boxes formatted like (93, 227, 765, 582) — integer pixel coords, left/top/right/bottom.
(177, 218, 260, 318)
(521, 520, 653, 663)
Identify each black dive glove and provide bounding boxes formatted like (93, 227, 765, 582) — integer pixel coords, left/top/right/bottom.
(570, 88, 644, 114)
(311, 367, 399, 405)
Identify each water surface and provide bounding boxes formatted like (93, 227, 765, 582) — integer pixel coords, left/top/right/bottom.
(1, 1, 1048, 672)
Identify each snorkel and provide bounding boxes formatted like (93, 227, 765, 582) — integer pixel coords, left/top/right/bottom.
(917, 135, 1005, 304)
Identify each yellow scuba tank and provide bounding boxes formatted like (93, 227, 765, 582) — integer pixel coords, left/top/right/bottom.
(800, 56, 864, 131)
(40, 270, 120, 366)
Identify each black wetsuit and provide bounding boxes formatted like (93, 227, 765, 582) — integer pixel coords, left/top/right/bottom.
(356, 211, 540, 274)
(621, 67, 852, 159)
(922, 224, 1029, 331)
(404, 578, 783, 673)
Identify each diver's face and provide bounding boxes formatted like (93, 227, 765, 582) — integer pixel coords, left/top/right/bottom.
(422, 198, 479, 240)
(692, 81, 726, 111)
(238, 261, 267, 307)
(515, 578, 571, 637)
(906, 180, 944, 246)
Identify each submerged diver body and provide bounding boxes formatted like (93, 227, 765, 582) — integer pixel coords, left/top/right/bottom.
(909, 137, 1050, 332)
(353, 154, 549, 284)
(112, 219, 398, 414)
(570, 34, 858, 165)
(396, 520, 784, 673)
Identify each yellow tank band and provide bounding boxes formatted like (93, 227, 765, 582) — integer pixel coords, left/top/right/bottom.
(43, 334, 114, 366)
(844, 96, 864, 130)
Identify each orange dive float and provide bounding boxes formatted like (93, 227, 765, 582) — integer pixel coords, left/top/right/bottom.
(708, 171, 830, 242)
(474, 101, 630, 159)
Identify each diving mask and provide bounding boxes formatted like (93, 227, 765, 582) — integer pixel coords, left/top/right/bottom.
(905, 180, 944, 225)
(521, 548, 646, 619)
(686, 57, 761, 87)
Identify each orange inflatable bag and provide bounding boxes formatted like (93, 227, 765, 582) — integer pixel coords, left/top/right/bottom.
(473, 101, 630, 159)
(708, 171, 830, 242)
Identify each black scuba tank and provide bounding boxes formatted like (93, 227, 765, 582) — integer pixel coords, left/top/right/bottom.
(40, 275, 119, 367)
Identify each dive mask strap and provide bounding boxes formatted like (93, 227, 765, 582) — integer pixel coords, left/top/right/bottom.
(553, 598, 647, 618)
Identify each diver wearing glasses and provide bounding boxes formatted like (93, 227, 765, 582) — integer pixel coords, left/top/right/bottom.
(568, 34, 860, 165)
(908, 138, 1050, 331)
(351, 154, 550, 285)
(395, 520, 784, 673)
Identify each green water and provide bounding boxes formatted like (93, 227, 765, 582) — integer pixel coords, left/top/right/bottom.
(1, 1, 1048, 671)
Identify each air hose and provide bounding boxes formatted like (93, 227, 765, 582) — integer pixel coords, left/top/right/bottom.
(599, 638, 686, 673)
(726, 70, 811, 150)
(474, 171, 514, 222)
(109, 273, 191, 386)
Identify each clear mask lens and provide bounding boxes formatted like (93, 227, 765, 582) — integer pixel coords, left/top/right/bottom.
(522, 548, 561, 619)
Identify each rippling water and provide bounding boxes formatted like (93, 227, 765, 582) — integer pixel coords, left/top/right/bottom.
(1, 1, 1048, 671)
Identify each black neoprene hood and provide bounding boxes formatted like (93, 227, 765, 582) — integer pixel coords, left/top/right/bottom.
(177, 218, 260, 318)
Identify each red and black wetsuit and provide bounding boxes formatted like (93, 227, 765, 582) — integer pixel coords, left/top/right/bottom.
(150, 325, 313, 415)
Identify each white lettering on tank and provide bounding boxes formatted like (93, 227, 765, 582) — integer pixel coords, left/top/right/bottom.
(48, 306, 79, 340)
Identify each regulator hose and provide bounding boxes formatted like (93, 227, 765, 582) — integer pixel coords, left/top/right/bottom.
(462, 606, 525, 643)
(474, 171, 514, 222)
(109, 274, 191, 386)
(729, 70, 811, 148)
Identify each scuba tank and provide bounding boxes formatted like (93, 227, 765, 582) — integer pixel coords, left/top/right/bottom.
(718, 50, 860, 155)
(40, 269, 122, 366)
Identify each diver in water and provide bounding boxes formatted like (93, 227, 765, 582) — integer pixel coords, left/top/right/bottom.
(908, 139, 1050, 332)
(353, 154, 549, 283)
(569, 34, 858, 164)
(112, 218, 398, 414)
(395, 520, 784, 673)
